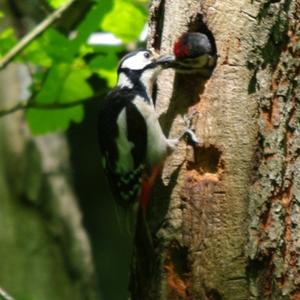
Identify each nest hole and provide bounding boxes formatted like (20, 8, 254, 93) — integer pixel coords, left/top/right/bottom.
(188, 145, 223, 174)
(188, 13, 217, 55)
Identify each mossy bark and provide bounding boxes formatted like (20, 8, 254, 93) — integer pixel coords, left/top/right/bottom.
(131, 1, 300, 299)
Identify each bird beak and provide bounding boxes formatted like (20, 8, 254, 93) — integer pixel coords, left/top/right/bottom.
(155, 54, 175, 68)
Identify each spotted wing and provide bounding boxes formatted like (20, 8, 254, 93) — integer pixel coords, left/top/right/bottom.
(98, 87, 147, 207)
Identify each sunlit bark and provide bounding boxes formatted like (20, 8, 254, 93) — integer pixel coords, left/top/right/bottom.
(131, 1, 300, 299)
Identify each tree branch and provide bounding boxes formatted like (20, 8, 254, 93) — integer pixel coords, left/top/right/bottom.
(0, 103, 26, 117)
(0, 91, 106, 118)
(0, 287, 15, 300)
(0, 0, 78, 70)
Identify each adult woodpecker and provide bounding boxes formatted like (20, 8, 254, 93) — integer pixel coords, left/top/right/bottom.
(98, 50, 198, 215)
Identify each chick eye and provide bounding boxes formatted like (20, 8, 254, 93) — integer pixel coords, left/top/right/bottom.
(144, 52, 151, 59)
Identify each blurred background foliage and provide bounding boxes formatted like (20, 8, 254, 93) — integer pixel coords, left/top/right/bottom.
(0, 0, 148, 134)
(0, 0, 149, 299)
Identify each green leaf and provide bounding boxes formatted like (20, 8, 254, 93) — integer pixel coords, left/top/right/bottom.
(70, 2, 113, 51)
(26, 107, 84, 134)
(10, 0, 149, 135)
(18, 28, 74, 64)
(23, 40, 52, 67)
(26, 63, 93, 134)
(60, 66, 93, 102)
(89, 53, 117, 71)
(21, 0, 113, 65)
(24, 26, 77, 66)
(48, 0, 70, 9)
(42, 28, 74, 62)
(0, 28, 16, 56)
(101, 0, 147, 43)
(89, 52, 118, 87)
(98, 69, 117, 87)
(34, 64, 70, 104)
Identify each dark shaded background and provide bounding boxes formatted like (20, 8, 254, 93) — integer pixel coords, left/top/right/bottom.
(68, 93, 133, 300)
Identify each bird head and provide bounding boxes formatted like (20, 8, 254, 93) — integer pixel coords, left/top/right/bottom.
(117, 50, 174, 88)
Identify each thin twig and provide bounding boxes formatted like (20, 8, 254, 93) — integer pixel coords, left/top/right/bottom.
(0, 0, 77, 70)
(0, 103, 26, 117)
(27, 96, 97, 109)
(0, 91, 106, 118)
(0, 287, 15, 300)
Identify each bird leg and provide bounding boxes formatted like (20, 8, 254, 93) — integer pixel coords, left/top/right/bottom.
(167, 112, 202, 151)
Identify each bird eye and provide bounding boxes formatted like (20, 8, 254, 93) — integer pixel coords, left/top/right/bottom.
(144, 52, 151, 59)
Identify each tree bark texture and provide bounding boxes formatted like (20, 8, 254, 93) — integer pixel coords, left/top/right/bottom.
(247, 2, 300, 299)
(131, 1, 300, 299)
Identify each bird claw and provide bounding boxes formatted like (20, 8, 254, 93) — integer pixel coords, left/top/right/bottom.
(181, 112, 202, 147)
(183, 129, 201, 147)
(183, 111, 198, 127)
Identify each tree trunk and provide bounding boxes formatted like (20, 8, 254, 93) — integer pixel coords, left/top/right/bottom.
(0, 3, 99, 299)
(0, 64, 99, 300)
(131, 1, 300, 299)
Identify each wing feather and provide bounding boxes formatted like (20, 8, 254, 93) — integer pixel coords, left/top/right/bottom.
(98, 87, 148, 207)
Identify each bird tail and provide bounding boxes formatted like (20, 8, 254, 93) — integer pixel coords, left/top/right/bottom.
(113, 201, 139, 236)
(113, 200, 154, 249)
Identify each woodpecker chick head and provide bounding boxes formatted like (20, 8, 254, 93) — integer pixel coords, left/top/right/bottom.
(173, 32, 212, 59)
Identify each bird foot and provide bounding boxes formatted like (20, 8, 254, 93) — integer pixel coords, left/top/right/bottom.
(181, 112, 202, 147)
(167, 112, 202, 152)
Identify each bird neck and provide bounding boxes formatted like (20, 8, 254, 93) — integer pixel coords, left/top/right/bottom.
(117, 69, 156, 100)
(117, 72, 134, 89)
(139, 69, 156, 99)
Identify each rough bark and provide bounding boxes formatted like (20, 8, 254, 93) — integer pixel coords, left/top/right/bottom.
(247, 1, 300, 299)
(131, 0, 300, 299)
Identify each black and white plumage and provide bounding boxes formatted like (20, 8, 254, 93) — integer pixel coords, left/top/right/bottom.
(98, 50, 178, 209)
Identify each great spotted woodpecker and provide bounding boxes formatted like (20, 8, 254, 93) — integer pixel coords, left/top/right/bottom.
(98, 50, 199, 214)
(98, 31, 216, 216)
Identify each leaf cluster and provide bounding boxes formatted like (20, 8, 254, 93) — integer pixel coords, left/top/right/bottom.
(0, 0, 147, 134)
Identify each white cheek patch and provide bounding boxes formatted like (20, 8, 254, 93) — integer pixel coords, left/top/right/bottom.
(121, 52, 150, 70)
(115, 108, 134, 173)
